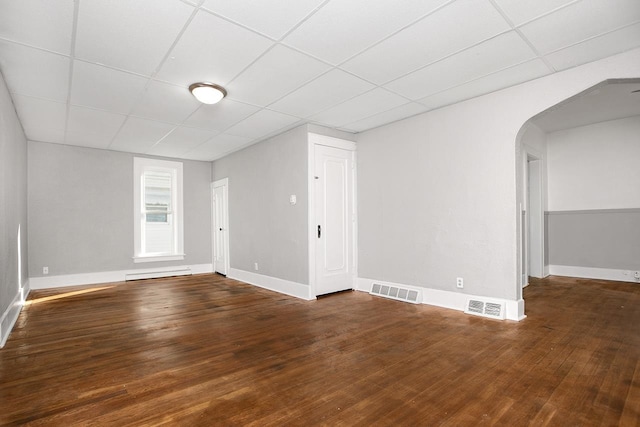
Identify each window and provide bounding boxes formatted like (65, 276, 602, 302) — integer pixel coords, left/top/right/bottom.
(134, 157, 184, 263)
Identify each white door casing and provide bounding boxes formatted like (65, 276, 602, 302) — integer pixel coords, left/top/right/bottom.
(527, 157, 544, 279)
(310, 135, 356, 296)
(212, 178, 229, 275)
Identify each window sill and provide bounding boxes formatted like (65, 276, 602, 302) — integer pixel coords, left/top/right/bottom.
(133, 254, 185, 263)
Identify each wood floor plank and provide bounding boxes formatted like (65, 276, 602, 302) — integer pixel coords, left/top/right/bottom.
(1, 274, 639, 425)
(619, 359, 640, 426)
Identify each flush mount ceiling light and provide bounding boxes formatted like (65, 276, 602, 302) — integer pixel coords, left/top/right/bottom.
(189, 82, 227, 104)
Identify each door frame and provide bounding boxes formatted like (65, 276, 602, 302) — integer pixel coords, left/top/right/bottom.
(211, 178, 230, 276)
(522, 146, 545, 288)
(308, 133, 357, 299)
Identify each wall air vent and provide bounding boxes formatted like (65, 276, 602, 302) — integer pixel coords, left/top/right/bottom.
(464, 298, 505, 320)
(370, 283, 422, 304)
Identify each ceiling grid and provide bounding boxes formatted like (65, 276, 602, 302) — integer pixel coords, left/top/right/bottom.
(0, 0, 637, 161)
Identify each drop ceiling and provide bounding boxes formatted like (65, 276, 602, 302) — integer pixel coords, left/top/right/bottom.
(1, 0, 639, 161)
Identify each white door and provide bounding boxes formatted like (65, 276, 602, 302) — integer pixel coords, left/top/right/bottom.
(212, 179, 229, 275)
(314, 144, 354, 295)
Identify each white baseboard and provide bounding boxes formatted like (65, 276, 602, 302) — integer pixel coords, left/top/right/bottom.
(357, 277, 525, 321)
(549, 265, 640, 283)
(355, 277, 371, 292)
(228, 268, 313, 300)
(29, 264, 213, 290)
(188, 264, 214, 275)
(1, 280, 30, 348)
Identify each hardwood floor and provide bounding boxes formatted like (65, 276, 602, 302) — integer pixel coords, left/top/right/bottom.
(1, 274, 639, 426)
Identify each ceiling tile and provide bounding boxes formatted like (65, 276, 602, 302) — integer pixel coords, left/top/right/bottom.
(310, 88, 407, 127)
(70, 61, 149, 114)
(183, 99, 260, 131)
(385, 31, 537, 100)
(11, 95, 67, 143)
(225, 109, 300, 138)
(342, 0, 511, 84)
(131, 80, 201, 124)
(201, 0, 325, 39)
(418, 59, 551, 110)
(0, 41, 70, 102)
(75, 0, 194, 76)
(519, 0, 640, 54)
(269, 69, 375, 117)
(545, 22, 640, 70)
(227, 44, 330, 106)
(146, 126, 219, 157)
(2, 0, 637, 157)
(156, 10, 273, 87)
(343, 102, 428, 132)
(182, 133, 253, 160)
(109, 117, 176, 153)
(283, 0, 450, 64)
(492, 0, 577, 25)
(65, 106, 127, 149)
(0, 0, 74, 54)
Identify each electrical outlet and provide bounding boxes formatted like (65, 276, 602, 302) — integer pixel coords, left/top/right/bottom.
(634, 271, 640, 280)
(43, 266, 49, 275)
(456, 277, 464, 289)
(254, 262, 259, 271)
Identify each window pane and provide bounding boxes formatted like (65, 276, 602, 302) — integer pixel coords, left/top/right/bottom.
(134, 157, 184, 260)
(146, 213, 167, 223)
(144, 171, 171, 223)
(143, 170, 174, 254)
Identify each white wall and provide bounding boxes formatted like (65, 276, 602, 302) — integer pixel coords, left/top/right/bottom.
(547, 116, 640, 211)
(0, 71, 28, 347)
(521, 123, 548, 156)
(357, 48, 640, 317)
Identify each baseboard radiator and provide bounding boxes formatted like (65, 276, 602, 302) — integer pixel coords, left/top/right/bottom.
(370, 283, 422, 304)
(464, 298, 506, 320)
(125, 267, 192, 281)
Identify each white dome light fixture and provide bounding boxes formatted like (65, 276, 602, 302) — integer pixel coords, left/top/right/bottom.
(189, 82, 227, 104)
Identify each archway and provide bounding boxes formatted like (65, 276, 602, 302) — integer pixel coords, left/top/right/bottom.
(514, 78, 640, 309)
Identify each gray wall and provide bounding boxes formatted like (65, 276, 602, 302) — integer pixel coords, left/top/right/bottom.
(28, 141, 211, 277)
(212, 125, 309, 285)
(357, 106, 520, 300)
(548, 209, 640, 270)
(0, 71, 28, 316)
(544, 214, 549, 267)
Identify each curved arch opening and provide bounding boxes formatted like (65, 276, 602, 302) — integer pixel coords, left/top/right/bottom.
(515, 78, 640, 312)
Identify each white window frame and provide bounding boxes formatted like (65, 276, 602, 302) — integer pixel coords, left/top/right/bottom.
(133, 157, 185, 263)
